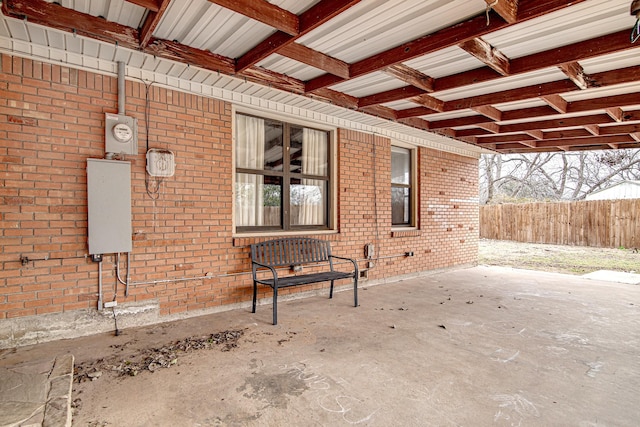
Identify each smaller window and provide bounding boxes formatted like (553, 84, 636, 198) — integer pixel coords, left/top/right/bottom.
(391, 146, 415, 227)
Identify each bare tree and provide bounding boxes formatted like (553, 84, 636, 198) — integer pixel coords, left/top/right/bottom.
(479, 149, 640, 204)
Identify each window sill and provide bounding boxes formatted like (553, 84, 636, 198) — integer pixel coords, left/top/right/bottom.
(233, 229, 339, 247)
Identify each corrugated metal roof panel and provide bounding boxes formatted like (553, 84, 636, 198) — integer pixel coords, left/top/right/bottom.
(299, 0, 486, 63)
(330, 72, 407, 97)
(258, 54, 326, 81)
(155, 0, 316, 58)
(404, 46, 484, 79)
(155, 0, 271, 58)
(561, 82, 640, 102)
(418, 110, 476, 121)
(496, 99, 548, 111)
(383, 100, 420, 110)
(45, 0, 146, 28)
(580, 48, 640, 74)
(485, 0, 633, 59)
(435, 68, 568, 101)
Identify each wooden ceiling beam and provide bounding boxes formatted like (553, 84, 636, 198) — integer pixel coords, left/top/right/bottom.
(410, 95, 446, 112)
(446, 80, 577, 111)
(240, 65, 305, 94)
(590, 64, 640, 87)
(236, 32, 296, 73)
(598, 123, 640, 135)
(459, 38, 510, 76)
(139, 0, 171, 48)
(278, 43, 350, 79)
(512, 30, 633, 75)
(567, 91, 640, 113)
(476, 133, 537, 144)
(606, 108, 624, 122)
(461, 113, 615, 138)
(499, 114, 614, 133)
(308, 88, 358, 109)
(584, 125, 600, 136)
(540, 129, 592, 140)
(144, 38, 236, 75)
(428, 115, 494, 130)
(535, 134, 635, 149)
(485, 0, 519, 24)
(359, 86, 426, 108)
(472, 105, 503, 121)
(455, 128, 493, 137)
(541, 94, 568, 113)
(396, 107, 439, 119)
(519, 140, 539, 149)
(476, 122, 501, 133)
(525, 130, 544, 140)
(236, 0, 362, 73)
(359, 105, 398, 121)
(436, 29, 634, 91)
(307, 1, 582, 92)
(125, 0, 160, 12)
(207, 0, 299, 36)
(397, 117, 432, 130)
(382, 64, 435, 92)
(2, 0, 140, 49)
(559, 62, 594, 90)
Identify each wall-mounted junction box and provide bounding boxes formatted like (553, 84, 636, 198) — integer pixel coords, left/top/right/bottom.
(105, 113, 138, 156)
(87, 159, 132, 255)
(146, 149, 175, 177)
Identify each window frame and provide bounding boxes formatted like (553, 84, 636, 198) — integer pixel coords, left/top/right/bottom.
(391, 143, 418, 229)
(233, 109, 337, 235)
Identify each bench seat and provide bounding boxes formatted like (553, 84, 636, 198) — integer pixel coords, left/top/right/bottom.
(255, 270, 354, 288)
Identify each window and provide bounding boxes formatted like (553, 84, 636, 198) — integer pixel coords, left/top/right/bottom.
(391, 145, 415, 227)
(235, 113, 331, 232)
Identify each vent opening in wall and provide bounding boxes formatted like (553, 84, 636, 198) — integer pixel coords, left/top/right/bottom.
(146, 149, 175, 177)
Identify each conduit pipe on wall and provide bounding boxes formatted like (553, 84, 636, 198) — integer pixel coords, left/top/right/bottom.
(118, 61, 125, 115)
(97, 259, 104, 311)
(115, 252, 131, 297)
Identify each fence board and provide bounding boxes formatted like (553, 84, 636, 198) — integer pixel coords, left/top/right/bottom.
(480, 199, 640, 248)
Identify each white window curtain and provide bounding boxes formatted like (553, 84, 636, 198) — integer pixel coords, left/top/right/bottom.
(296, 128, 327, 225)
(235, 115, 265, 226)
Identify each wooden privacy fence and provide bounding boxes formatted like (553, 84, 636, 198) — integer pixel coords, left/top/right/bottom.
(480, 199, 640, 248)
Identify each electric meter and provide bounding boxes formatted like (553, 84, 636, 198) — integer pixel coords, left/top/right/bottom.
(112, 123, 133, 143)
(105, 113, 137, 155)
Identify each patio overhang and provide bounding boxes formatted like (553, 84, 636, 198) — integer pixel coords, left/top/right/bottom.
(1, 0, 639, 155)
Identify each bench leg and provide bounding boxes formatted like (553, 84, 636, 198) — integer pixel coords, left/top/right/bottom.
(272, 286, 278, 325)
(329, 280, 334, 299)
(354, 276, 358, 307)
(252, 281, 257, 313)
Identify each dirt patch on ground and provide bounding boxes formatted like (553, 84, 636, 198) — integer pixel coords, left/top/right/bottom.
(479, 239, 639, 275)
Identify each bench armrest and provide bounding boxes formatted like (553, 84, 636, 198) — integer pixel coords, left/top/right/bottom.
(252, 260, 279, 281)
(329, 255, 359, 275)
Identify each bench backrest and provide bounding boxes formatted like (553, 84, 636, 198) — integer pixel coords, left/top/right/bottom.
(251, 238, 333, 268)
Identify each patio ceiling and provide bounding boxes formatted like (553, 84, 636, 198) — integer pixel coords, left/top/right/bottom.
(1, 0, 640, 154)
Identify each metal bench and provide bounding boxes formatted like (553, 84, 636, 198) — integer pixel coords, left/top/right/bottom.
(250, 238, 359, 325)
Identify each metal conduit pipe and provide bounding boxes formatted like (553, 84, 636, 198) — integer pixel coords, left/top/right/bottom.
(117, 61, 125, 115)
(115, 252, 131, 295)
(97, 260, 104, 311)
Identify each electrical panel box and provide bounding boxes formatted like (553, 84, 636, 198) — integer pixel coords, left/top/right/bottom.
(87, 159, 132, 255)
(105, 113, 138, 156)
(146, 149, 175, 177)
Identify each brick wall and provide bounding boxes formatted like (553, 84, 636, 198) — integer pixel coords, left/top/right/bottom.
(0, 54, 478, 323)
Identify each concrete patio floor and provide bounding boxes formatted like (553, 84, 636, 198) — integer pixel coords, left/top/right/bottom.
(1, 265, 639, 426)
